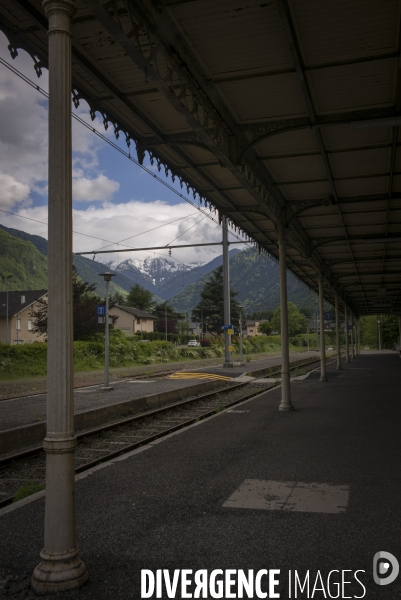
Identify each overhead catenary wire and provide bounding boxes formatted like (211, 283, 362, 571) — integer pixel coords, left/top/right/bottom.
(0, 55, 313, 301)
(0, 56, 250, 246)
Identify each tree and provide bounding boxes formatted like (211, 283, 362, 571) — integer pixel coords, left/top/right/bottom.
(30, 266, 114, 340)
(258, 321, 273, 335)
(192, 266, 241, 335)
(271, 302, 307, 336)
(360, 314, 399, 349)
(109, 291, 127, 308)
(153, 302, 184, 334)
(299, 306, 312, 318)
(126, 283, 154, 311)
(247, 310, 273, 321)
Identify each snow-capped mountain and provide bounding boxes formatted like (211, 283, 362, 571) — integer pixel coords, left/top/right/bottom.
(99, 256, 205, 297)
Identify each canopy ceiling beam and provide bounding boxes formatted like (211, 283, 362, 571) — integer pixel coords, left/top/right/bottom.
(275, 0, 367, 311)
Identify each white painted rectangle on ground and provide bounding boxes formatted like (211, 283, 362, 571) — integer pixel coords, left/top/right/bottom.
(224, 479, 349, 514)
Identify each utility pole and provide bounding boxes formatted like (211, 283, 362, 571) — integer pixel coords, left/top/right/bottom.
(100, 272, 115, 391)
(222, 216, 233, 366)
(315, 294, 319, 351)
(238, 306, 244, 363)
(165, 302, 168, 342)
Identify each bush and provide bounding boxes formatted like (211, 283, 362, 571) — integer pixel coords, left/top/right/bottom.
(200, 339, 211, 347)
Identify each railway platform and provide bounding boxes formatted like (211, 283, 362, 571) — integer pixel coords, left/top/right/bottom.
(1, 351, 400, 599)
(0, 350, 319, 447)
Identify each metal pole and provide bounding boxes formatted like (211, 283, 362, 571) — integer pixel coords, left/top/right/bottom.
(335, 293, 342, 370)
(397, 315, 400, 351)
(315, 296, 319, 350)
(239, 308, 243, 362)
(5, 275, 11, 344)
(201, 307, 203, 341)
(32, 0, 88, 592)
(319, 273, 328, 381)
(378, 317, 381, 351)
(6, 287, 9, 344)
(165, 303, 168, 342)
(345, 305, 350, 363)
(356, 319, 360, 355)
(222, 216, 232, 366)
(278, 228, 293, 410)
(103, 279, 112, 390)
(350, 313, 354, 359)
(307, 323, 309, 351)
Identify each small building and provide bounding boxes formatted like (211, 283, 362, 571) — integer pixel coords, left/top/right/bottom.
(246, 320, 261, 337)
(109, 305, 157, 336)
(0, 290, 48, 344)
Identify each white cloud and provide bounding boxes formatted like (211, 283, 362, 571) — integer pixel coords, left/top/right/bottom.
(0, 172, 30, 208)
(0, 199, 237, 266)
(73, 174, 120, 202)
(0, 33, 115, 209)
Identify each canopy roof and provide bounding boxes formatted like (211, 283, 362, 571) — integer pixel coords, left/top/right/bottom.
(1, 0, 401, 315)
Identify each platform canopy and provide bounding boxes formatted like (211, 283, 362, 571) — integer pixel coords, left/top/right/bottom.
(1, 0, 401, 316)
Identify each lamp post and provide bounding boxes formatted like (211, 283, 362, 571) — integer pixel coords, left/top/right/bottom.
(238, 306, 244, 362)
(307, 323, 310, 352)
(99, 272, 115, 390)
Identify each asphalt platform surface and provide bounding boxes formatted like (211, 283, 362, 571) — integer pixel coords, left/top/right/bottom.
(1, 352, 400, 599)
(0, 351, 318, 432)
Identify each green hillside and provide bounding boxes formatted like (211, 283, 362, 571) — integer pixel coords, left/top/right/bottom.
(170, 247, 317, 314)
(0, 229, 48, 290)
(0, 226, 128, 298)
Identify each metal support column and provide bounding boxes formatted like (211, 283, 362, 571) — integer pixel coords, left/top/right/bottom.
(351, 314, 355, 359)
(222, 216, 232, 366)
(335, 293, 342, 370)
(398, 315, 401, 358)
(356, 319, 360, 355)
(32, 0, 88, 593)
(319, 273, 328, 381)
(345, 305, 350, 363)
(399, 315, 401, 358)
(278, 228, 294, 410)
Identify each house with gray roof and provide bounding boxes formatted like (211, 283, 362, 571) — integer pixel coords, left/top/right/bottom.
(0, 290, 47, 344)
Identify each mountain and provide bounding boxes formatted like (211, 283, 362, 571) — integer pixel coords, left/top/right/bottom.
(0, 225, 132, 298)
(103, 249, 241, 300)
(0, 228, 48, 291)
(0, 225, 317, 314)
(169, 246, 317, 314)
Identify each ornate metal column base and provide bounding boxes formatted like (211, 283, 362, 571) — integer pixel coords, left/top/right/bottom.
(32, 548, 88, 595)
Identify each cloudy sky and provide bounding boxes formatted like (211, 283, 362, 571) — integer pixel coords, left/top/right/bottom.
(0, 31, 245, 268)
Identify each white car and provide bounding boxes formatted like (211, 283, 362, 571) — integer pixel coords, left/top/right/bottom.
(187, 340, 200, 347)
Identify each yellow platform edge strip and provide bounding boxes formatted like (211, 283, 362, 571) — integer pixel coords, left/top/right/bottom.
(168, 372, 232, 381)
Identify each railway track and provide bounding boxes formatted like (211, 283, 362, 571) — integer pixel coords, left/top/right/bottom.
(0, 353, 339, 508)
(0, 381, 268, 508)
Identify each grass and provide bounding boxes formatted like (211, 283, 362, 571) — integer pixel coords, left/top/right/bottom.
(13, 481, 45, 502)
(214, 398, 225, 413)
(0, 336, 309, 382)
